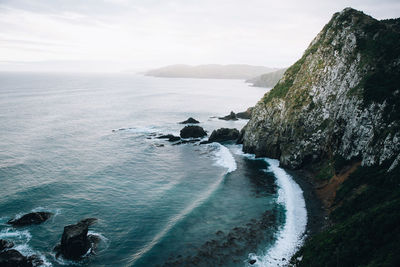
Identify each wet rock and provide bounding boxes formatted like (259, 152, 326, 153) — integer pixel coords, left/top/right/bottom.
(172, 139, 200, 145)
(249, 259, 257, 265)
(54, 218, 99, 260)
(218, 111, 238, 121)
(7, 212, 53, 227)
(154, 143, 165, 147)
(236, 107, 253, 119)
(157, 134, 181, 142)
(180, 126, 207, 138)
(0, 249, 43, 267)
(202, 128, 239, 144)
(179, 117, 200, 124)
(0, 240, 14, 251)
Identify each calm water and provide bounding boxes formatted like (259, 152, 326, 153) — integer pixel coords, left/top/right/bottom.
(0, 72, 306, 267)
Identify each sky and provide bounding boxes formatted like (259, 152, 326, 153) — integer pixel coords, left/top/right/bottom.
(0, 0, 399, 73)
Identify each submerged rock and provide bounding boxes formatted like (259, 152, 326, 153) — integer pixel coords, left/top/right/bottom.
(180, 126, 207, 138)
(0, 249, 43, 267)
(218, 111, 238, 121)
(54, 218, 99, 260)
(201, 128, 239, 144)
(179, 117, 200, 124)
(157, 134, 181, 142)
(7, 212, 52, 227)
(0, 240, 14, 251)
(249, 259, 257, 265)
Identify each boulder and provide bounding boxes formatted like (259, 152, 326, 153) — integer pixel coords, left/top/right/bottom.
(0, 240, 14, 251)
(179, 117, 200, 124)
(0, 249, 43, 267)
(249, 259, 257, 265)
(54, 218, 99, 260)
(157, 134, 181, 142)
(201, 128, 239, 144)
(218, 111, 238, 121)
(7, 212, 52, 227)
(180, 126, 207, 138)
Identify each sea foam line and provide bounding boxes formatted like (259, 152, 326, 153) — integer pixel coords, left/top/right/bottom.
(251, 159, 307, 266)
(230, 145, 307, 266)
(127, 143, 236, 266)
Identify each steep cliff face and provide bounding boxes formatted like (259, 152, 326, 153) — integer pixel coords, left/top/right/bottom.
(242, 8, 400, 170)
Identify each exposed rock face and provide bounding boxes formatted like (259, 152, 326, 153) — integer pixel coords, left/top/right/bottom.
(54, 218, 99, 260)
(180, 126, 207, 138)
(204, 128, 240, 143)
(0, 249, 43, 267)
(7, 212, 52, 227)
(242, 8, 400, 170)
(179, 117, 200, 124)
(236, 107, 254, 119)
(219, 111, 238, 121)
(0, 240, 14, 251)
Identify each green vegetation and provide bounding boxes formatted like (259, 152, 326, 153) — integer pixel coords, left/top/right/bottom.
(315, 161, 334, 180)
(291, 161, 400, 266)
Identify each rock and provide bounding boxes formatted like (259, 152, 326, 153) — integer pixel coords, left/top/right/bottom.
(7, 212, 53, 227)
(249, 259, 257, 265)
(54, 218, 99, 260)
(0, 240, 14, 251)
(173, 139, 200, 145)
(202, 128, 239, 144)
(218, 111, 238, 121)
(0, 249, 43, 267)
(156, 134, 181, 142)
(242, 8, 400, 170)
(236, 107, 253, 119)
(180, 126, 207, 138)
(179, 117, 200, 124)
(154, 143, 164, 147)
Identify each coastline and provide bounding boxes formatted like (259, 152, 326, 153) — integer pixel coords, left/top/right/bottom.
(285, 169, 328, 237)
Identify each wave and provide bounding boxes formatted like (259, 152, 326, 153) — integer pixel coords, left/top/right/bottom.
(0, 228, 52, 266)
(127, 143, 237, 265)
(250, 159, 307, 266)
(208, 143, 237, 173)
(231, 145, 307, 266)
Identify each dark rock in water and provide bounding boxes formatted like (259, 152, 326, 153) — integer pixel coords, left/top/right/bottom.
(236, 107, 253, 119)
(179, 117, 200, 124)
(180, 126, 207, 138)
(154, 143, 164, 147)
(0, 240, 14, 251)
(0, 249, 43, 267)
(54, 218, 99, 260)
(249, 259, 257, 265)
(172, 139, 200, 145)
(157, 134, 181, 142)
(203, 128, 239, 144)
(218, 111, 238, 121)
(7, 212, 53, 227)
(236, 128, 245, 144)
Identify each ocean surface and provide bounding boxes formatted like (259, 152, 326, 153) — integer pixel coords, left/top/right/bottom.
(0, 72, 306, 267)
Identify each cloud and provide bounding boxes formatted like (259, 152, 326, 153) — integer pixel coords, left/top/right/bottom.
(0, 0, 399, 72)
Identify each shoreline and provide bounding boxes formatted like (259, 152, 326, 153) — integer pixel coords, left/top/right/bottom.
(285, 169, 328, 237)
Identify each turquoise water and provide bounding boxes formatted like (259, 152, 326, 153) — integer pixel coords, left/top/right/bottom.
(0, 72, 305, 266)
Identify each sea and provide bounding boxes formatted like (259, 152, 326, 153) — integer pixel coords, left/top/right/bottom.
(0, 72, 307, 267)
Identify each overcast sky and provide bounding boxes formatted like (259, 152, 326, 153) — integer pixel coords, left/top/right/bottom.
(0, 0, 399, 72)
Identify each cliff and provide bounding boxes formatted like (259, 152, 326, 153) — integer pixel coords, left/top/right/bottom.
(240, 8, 400, 266)
(246, 68, 287, 88)
(241, 8, 400, 171)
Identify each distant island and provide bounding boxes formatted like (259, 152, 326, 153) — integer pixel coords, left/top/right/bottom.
(145, 64, 279, 80)
(246, 68, 287, 88)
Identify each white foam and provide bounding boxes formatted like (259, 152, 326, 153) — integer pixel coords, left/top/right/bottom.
(251, 159, 307, 267)
(208, 143, 237, 173)
(230, 145, 307, 266)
